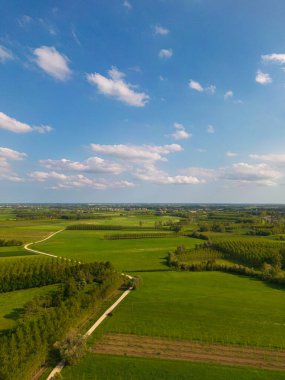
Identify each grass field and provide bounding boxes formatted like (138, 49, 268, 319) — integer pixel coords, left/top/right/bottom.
(0, 284, 58, 331)
(34, 230, 199, 270)
(93, 271, 285, 348)
(1, 211, 285, 379)
(0, 246, 37, 259)
(61, 353, 285, 380)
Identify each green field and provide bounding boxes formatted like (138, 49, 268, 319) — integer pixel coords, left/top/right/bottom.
(0, 284, 57, 331)
(34, 230, 199, 271)
(94, 271, 285, 348)
(1, 208, 285, 379)
(61, 354, 285, 380)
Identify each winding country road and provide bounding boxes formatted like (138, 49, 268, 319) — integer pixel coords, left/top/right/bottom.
(24, 229, 64, 258)
(23, 229, 133, 380)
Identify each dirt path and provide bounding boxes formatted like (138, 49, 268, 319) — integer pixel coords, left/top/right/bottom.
(23, 230, 134, 379)
(92, 333, 285, 371)
(24, 229, 64, 258)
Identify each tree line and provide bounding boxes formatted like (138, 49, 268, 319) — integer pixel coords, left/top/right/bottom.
(0, 256, 115, 293)
(0, 259, 123, 380)
(104, 232, 176, 240)
(0, 239, 22, 247)
(66, 224, 165, 231)
(167, 244, 285, 289)
(213, 239, 285, 268)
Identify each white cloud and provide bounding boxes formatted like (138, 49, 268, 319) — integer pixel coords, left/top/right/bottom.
(33, 125, 53, 133)
(154, 25, 169, 36)
(33, 46, 72, 81)
(220, 162, 282, 186)
(0, 112, 53, 134)
(226, 151, 238, 157)
(207, 125, 215, 134)
(39, 157, 125, 175)
(168, 123, 191, 140)
(250, 153, 285, 163)
(30, 171, 67, 182)
(0, 147, 26, 160)
(206, 85, 216, 94)
(90, 143, 182, 162)
(189, 79, 216, 93)
(123, 0, 132, 9)
(224, 90, 233, 99)
(159, 49, 173, 58)
(183, 162, 282, 187)
(87, 66, 149, 107)
(189, 80, 203, 92)
(30, 171, 134, 190)
(255, 70, 272, 85)
(0, 147, 26, 182)
(0, 45, 13, 63)
(262, 54, 285, 65)
(134, 164, 201, 185)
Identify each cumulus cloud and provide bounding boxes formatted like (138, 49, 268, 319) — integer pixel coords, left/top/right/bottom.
(189, 80, 203, 92)
(220, 162, 282, 186)
(90, 143, 182, 162)
(87, 66, 149, 107)
(250, 153, 285, 163)
(0, 112, 53, 134)
(189, 80, 216, 93)
(168, 123, 191, 140)
(30, 171, 134, 190)
(0, 147, 26, 182)
(159, 49, 173, 58)
(183, 162, 282, 187)
(255, 70, 272, 85)
(207, 125, 215, 134)
(224, 90, 233, 99)
(33, 46, 72, 81)
(262, 54, 285, 65)
(39, 157, 125, 175)
(154, 25, 169, 36)
(134, 164, 201, 185)
(0, 147, 26, 160)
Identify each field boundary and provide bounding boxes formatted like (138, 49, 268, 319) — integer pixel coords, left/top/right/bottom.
(92, 333, 285, 371)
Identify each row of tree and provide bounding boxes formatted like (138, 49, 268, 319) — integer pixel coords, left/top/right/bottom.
(0, 256, 115, 293)
(213, 239, 285, 268)
(0, 239, 22, 247)
(66, 224, 163, 231)
(0, 260, 123, 380)
(104, 232, 175, 240)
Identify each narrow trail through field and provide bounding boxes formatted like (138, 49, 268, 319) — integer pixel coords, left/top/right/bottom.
(23, 229, 134, 379)
(24, 229, 64, 258)
(93, 333, 285, 371)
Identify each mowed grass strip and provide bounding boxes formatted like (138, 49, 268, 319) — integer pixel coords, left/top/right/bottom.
(61, 353, 285, 380)
(93, 334, 285, 371)
(0, 246, 37, 258)
(93, 272, 285, 348)
(0, 284, 58, 331)
(34, 230, 199, 270)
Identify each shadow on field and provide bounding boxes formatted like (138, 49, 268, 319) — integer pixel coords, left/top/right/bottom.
(4, 307, 24, 321)
(0, 251, 36, 258)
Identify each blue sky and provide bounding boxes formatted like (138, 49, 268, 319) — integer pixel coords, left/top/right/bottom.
(1, 0, 285, 203)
